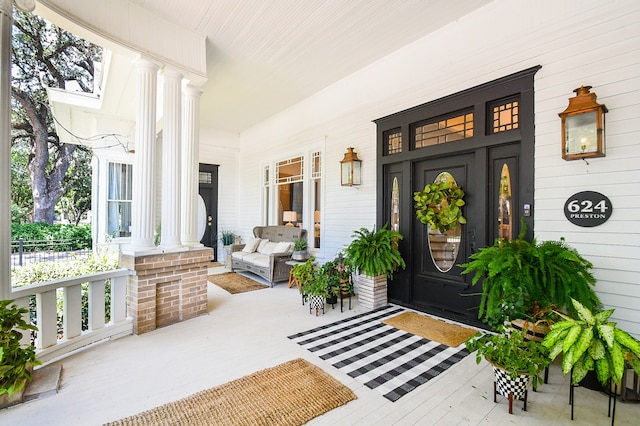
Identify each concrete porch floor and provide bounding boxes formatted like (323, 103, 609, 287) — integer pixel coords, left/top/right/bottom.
(1, 266, 638, 425)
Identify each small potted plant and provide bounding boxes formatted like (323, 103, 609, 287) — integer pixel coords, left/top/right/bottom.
(0, 300, 40, 407)
(466, 328, 550, 414)
(542, 298, 640, 387)
(220, 230, 236, 247)
(302, 271, 330, 316)
(292, 237, 309, 261)
(220, 230, 236, 265)
(343, 224, 406, 310)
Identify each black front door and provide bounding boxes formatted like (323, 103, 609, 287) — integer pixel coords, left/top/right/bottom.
(199, 163, 219, 261)
(411, 153, 479, 321)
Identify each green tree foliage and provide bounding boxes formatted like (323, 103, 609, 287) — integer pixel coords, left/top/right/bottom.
(11, 10, 101, 224)
(11, 223, 92, 250)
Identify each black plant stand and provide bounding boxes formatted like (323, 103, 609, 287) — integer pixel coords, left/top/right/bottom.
(569, 369, 617, 425)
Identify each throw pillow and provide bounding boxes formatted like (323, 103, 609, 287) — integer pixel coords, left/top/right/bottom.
(273, 241, 293, 253)
(242, 237, 261, 253)
(257, 238, 270, 253)
(258, 241, 278, 255)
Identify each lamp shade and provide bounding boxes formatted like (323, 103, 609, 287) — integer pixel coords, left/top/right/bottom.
(283, 211, 297, 224)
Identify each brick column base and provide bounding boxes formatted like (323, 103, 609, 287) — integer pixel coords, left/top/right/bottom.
(120, 247, 213, 334)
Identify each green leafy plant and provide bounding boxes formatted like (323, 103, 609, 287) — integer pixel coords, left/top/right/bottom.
(466, 328, 550, 389)
(291, 258, 316, 291)
(414, 180, 466, 233)
(542, 299, 640, 386)
(0, 300, 41, 396)
(344, 225, 406, 278)
(293, 238, 308, 252)
(220, 230, 236, 246)
(459, 222, 600, 330)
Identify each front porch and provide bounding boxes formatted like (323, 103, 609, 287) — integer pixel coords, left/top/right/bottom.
(1, 268, 636, 425)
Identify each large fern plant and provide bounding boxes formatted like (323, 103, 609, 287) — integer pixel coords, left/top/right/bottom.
(344, 225, 406, 278)
(542, 299, 640, 385)
(459, 223, 600, 330)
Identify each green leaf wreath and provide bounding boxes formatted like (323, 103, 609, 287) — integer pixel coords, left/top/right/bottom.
(414, 180, 467, 234)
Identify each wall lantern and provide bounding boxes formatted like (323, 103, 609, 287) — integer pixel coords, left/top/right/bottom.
(559, 86, 607, 161)
(340, 147, 362, 186)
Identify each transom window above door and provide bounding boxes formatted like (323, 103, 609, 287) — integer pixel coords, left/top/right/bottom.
(413, 110, 474, 149)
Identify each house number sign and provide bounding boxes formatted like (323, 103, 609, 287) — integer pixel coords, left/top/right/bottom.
(564, 191, 612, 227)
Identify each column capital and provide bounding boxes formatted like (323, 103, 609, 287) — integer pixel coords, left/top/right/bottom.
(136, 56, 161, 72)
(162, 68, 184, 80)
(183, 84, 204, 97)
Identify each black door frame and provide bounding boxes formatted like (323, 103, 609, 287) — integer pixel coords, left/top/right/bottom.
(374, 66, 540, 326)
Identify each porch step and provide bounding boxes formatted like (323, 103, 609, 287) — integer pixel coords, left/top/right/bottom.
(23, 364, 62, 402)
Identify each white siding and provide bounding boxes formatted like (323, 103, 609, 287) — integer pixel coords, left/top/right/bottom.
(229, 0, 640, 337)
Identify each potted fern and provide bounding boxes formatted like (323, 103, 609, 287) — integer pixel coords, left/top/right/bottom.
(344, 224, 405, 310)
(0, 300, 40, 408)
(466, 328, 550, 414)
(458, 223, 601, 331)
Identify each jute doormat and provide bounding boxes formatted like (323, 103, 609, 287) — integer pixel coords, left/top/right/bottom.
(104, 358, 356, 426)
(382, 311, 478, 347)
(207, 272, 268, 294)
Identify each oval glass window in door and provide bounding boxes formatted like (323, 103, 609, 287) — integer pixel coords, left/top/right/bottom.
(498, 163, 513, 240)
(427, 172, 462, 273)
(391, 177, 400, 232)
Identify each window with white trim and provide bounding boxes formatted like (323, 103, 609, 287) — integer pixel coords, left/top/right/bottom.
(107, 162, 132, 238)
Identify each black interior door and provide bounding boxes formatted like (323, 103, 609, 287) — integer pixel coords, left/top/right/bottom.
(411, 153, 481, 325)
(199, 163, 219, 261)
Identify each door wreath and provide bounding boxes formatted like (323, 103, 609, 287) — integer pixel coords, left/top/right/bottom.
(414, 177, 466, 234)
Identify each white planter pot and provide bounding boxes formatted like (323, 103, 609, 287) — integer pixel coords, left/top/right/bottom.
(356, 274, 387, 310)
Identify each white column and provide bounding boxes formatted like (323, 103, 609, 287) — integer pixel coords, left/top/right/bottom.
(159, 69, 183, 249)
(131, 58, 159, 250)
(0, 0, 12, 300)
(180, 85, 203, 247)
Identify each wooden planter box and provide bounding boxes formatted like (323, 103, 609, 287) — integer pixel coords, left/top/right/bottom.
(357, 274, 387, 310)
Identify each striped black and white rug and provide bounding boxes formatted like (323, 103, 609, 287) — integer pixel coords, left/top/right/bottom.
(288, 305, 470, 402)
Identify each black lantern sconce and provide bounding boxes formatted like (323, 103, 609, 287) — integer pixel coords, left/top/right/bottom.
(340, 147, 362, 186)
(559, 86, 607, 161)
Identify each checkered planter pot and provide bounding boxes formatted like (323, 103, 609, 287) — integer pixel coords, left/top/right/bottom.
(308, 295, 325, 316)
(493, 366, 529, 400)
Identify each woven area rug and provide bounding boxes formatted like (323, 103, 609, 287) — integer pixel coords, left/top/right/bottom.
(382, 311, 478, 347)
(288, 305, 470, 402)
(104, 358, 356, 426)
(207, 272, 267, 294)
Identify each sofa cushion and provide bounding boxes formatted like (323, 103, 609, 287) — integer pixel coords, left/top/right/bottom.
(242, 237, 261, 253)
(231, 251, 249, 261)
(242, 253, 270, 268)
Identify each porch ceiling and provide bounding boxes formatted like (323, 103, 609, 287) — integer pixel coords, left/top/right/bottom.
(48, 0, 493, 135)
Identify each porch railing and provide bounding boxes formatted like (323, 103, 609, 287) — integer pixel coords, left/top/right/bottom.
(10, 268, 133, 364)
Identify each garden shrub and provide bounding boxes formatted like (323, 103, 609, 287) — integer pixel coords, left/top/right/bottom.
(11, 223, 92, 251)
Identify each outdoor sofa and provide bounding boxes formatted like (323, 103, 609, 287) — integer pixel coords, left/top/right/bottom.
(230, 225, 307, 286)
